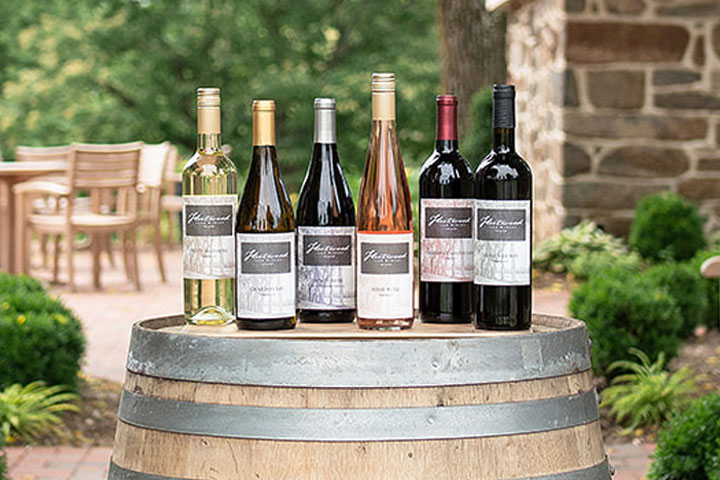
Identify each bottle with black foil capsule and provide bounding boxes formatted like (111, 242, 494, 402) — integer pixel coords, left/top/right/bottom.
(182, 87, 237, 325)
(296, 98, 356, 323)
(235, 100, 297, 330)
(356, 73, 414, 330)
(419, 95, 474, 323)
(474, 85, 532, 330)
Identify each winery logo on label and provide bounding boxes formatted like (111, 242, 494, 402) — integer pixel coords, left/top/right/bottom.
(425, 207, 472, 239)
(361, 242, 409, 274)
(304, 235, 352, 266)
(476, 209, 526, 241)
(185, 205, 233, 236)
(241, 242, 291, 274)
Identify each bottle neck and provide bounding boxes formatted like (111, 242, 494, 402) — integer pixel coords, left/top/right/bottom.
(493, 128, 515, 152)
(435, 102, 458, 149)
(372, 91, 395, 122)
(197, 106, 222, 152)
(314, 108, 336, 144)
(253, 109, 276, 147)
(492, 91, 516, 153)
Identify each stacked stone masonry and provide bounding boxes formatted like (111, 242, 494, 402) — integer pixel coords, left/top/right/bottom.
(503, 0, 720, 240)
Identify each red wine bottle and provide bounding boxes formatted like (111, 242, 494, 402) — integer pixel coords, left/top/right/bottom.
(419, 95, 474, 323)
(356, 73, 414, 330)
(296, 98, 356, 323)
(474, 85, 532, 330)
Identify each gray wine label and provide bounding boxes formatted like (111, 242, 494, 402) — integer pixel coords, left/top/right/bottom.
(361, 242, 410, 275)
(298, 226, 355, 310)
(185, 205, 234, 236)
(474, 199, 531, 286)
(425, 207, 473, 239)
(183, 195, 236, 280)
(241, 242, 291, 274)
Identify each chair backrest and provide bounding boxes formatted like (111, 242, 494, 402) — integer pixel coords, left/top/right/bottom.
(69, 142, 143, 190)
(139, 142, 171, 189)
(15, 145, 71, 162)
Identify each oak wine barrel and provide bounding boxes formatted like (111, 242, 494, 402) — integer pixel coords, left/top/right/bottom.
(109, 314, 611, 479)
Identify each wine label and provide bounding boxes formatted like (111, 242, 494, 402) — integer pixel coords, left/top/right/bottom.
(357, 232, 414, 319)
(182, 195, 236, 280)
(236, 232, 296, 319)
(420, 198, 473, 282)
(474, 199, 531, 286)
(298, 226, 356, 310)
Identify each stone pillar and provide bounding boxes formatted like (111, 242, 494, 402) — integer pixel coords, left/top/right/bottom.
(491, 0, 720, 240)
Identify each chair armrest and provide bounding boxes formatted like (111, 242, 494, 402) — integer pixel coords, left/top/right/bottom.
(13, 180, 70, 196)
(701, 256, 720, 279)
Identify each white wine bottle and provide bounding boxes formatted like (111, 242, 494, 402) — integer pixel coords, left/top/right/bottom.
(182, 87, 238, 325)
(235, 100, 297, 330)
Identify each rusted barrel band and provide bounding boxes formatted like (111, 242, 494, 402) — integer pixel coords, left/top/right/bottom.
(108, 458, 612, 480)
(126, 315, 591, 388)
(117, 388, 599, 442)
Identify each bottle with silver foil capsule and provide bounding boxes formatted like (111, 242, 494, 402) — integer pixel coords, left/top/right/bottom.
(182, 87, 237, 325)
(296, 98, 356, 323)
(235, 100, 297, 330)
(474, 85, 532, 330)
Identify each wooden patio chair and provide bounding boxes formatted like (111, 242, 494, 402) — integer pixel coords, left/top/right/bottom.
(160, 144, 183, 245)
(14, 142, 143, 291)
(138, 142, 171, 282)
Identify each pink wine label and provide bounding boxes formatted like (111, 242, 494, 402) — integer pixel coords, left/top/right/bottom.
(356, 232, 414, 319)
(474, 199, 531, 286)
(420, 198, 473, 282)
(182, 195, 236, 280)
(236, 232, 296, 319)
(298, 226, 356, 310)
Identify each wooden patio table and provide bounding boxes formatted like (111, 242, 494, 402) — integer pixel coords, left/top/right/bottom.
(0, 160, 67, 273)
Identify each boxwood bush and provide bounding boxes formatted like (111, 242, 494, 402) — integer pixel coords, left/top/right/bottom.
(569, 267, 683, 376)
(629, 192, 706, 262)
(646, 262, 708, 338)
(649, 394, 720, 480)
(0, 273, 85, 388)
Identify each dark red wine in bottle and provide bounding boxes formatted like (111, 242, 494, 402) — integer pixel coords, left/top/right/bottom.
(419, 95, 473, 323)
(474, 85, 532, 330)
(296, 98, 356, 323)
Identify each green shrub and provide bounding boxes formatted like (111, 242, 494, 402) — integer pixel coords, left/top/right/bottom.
(0, 382, 79, 443)
(534, 220, 627, 274)
(0, 273, 85, 388)
(569, 267, 683, 376)
(602, 348, 697, 432)
(629, 192, 706, 262)
(649, 394, 720, 480)
(0, 436, 6, 480)
(568, 249, 643, 281)
(689, 248, 720, 327)
(646, 262, 708, 338)
(460, 86, 493, 163)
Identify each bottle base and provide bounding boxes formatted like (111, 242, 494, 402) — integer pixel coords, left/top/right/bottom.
(420, 311, 472, 324)
(185, 306, 234, 326)
(357, 317, 414, 330)
(236, 317, 297, 331)
(473, 318, 532, 331)
(298, 309, 355, 323)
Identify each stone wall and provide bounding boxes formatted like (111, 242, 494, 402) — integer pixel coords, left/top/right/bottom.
(502, 0, 720, 239)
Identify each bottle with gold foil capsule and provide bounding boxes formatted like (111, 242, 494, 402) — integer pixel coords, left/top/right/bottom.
(235, 100, 297, 330)
(356, 73, 415, 330)
(182, 87, 238, 325)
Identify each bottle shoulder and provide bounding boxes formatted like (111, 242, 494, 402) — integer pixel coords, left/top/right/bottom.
(183, 151, 237, 174)
(475, 150, 532, 179)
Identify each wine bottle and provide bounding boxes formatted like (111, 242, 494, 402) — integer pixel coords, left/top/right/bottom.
(474, 85, 532, 330)
(356, 73, 414, 330)
(419, 95, 474, 323)
(235, 100, 297, 330)
(296, 98, 356, 323)
(182, 87, 237, 325)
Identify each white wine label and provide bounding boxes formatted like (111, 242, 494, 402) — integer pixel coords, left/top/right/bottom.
(357, 232, 414, 319)
(297, 226, 356, 310)
(420, 198, 473, 282)
(183, 195, 236, 280)
(474, 199, 531, 286)
(236, 232, 296, 319)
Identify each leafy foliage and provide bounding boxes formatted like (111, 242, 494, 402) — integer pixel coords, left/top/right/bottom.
(689, 248, 720, 328)
(0, 382, 79, 443)
(533, 220, 627, 273)
(646, 262, 707, 338)
(0, 435, 6, 480)
(567, 249, 643, 281)
(629, 192, 706, 262)
(602, 348, 697, 431)
(569, 267, 683, 376)
(460, 85, 493, 164)
(649, 394, 720, 480)
(0, 273, 85, 388)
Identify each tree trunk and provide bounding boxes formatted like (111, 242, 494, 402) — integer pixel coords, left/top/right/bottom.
(437, 0, 506, 138)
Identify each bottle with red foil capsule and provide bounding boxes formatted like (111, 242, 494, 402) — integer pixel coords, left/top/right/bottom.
(419, 95, 474, 323)
(356, 73, 414, 330)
